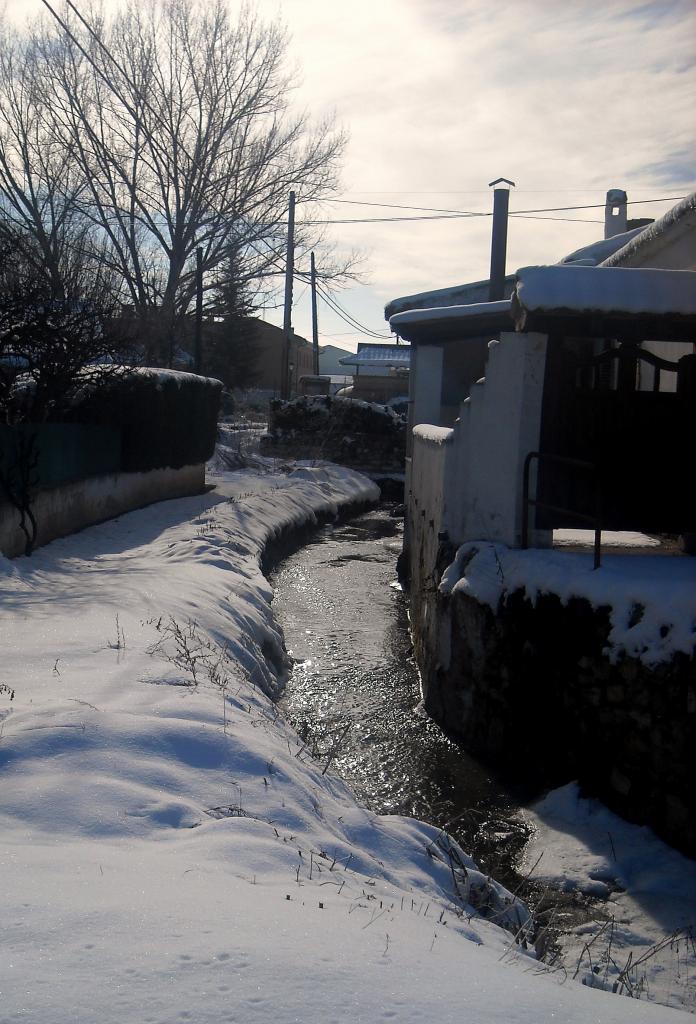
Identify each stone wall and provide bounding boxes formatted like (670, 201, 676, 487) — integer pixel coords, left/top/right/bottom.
(413, 583, 695, 857)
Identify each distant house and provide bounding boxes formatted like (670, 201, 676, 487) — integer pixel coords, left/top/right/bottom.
(111, 313, 314, 397)
(244, 319, 314, 396)
(338, 342, 410, 403)
(317, 343, 354, 377)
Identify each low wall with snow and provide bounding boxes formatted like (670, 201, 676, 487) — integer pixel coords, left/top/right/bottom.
(0, 463, 205, 558)
(412, 543, 696, 858)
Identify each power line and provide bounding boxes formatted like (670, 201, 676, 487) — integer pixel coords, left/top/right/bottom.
(296, 274, 390, 340)
(323, 188, 688, 195)
(306, 213, 601, 225)
(316, 292, 390, 340)
(303, 195, 685, 224)
(315, 285, 391, 339)
(512, 215, 604, 224)
(308, 198, 484, 216)
(515, 196, 686, 214)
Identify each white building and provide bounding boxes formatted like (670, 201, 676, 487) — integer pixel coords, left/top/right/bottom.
(386, 191, 696, 568)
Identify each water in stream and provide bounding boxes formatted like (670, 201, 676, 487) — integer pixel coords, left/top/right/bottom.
(269, 503, 696, 1006)
(270, 505, 532, 883)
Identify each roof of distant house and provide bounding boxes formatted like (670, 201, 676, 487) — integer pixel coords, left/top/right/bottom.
(339, 343, 411, 368)
(318, 343, 355, 375)
(250, 318, 311, 346)
(559, 227, 646, 267)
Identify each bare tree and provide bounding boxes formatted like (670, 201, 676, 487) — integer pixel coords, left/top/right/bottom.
(23, 0, 352, 363)
(0, 20, 90, 300)
(0, 223, 131, 554)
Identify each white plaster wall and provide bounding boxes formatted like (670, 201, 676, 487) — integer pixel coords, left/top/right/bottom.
(409, 427, 454, 572)
(407, 331, 550, 594)
(613, 218, 696, 271)
(404, 343, 445, 558)
(0, 463, 205, 558)
(458, 332, 549, 547)
(411, 345, 444, 429)
(408, 425, 455, 663)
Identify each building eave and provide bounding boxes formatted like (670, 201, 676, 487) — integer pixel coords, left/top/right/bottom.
(389, 299, 513, 345)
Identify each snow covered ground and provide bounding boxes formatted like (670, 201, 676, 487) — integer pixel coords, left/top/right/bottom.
(0, 459, 691, 1022)
(553, 529, 661, 549)
(522, 784, 696, 1012)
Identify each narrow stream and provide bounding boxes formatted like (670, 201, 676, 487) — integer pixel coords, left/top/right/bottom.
(270, 505, 533, 885)
(269, 503, 693, 1003)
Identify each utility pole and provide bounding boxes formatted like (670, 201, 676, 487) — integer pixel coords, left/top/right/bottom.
(194, 246, 203, 374)
(310, 251, 319, 376)
(488, 177, 515, 302)
(281, 190, 296, 399)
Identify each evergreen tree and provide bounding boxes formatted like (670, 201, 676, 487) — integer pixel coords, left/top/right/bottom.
(206, 256, 260, 389)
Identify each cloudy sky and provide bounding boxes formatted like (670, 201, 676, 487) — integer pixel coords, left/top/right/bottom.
(7, 0, 696, 351)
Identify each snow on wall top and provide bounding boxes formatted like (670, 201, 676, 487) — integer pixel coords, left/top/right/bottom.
(513, 265, 696, 320)
(413, 424, 454, 446)
(277, 393, 405, 420)
(440, 541, 696, 666)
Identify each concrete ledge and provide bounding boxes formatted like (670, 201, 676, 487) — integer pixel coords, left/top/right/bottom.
(0, 463, 205, 558)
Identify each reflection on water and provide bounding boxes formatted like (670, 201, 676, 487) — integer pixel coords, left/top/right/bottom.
(271, 507, 530, 874)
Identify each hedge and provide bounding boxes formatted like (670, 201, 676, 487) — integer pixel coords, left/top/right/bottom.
(66, 368, 222, 473)
(0, 422, 121, 492)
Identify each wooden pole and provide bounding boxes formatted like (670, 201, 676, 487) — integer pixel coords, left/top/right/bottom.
(281, 191, 296, 399)
(310, 251, 319, 376)
(194, 246, 203, 374)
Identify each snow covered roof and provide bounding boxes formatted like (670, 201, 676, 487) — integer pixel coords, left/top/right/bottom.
(384, 275, 515, 319)
(512, 265, 696, 338)
(601, 190, 696, 270)
(338, 343, 411, 368)
(389, 299, 513, 344)
(559, 226, 646, 267)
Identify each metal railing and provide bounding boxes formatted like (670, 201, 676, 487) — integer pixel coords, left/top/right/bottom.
(522, 451, 603, 569)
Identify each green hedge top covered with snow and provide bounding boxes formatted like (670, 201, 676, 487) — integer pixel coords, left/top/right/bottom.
(68, 367, 222, 473)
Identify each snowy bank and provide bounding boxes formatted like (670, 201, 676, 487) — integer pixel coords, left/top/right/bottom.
(0, 465, 688, 1022)
(522, 783, 696, 1011)
(440, 541, 696, 666)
